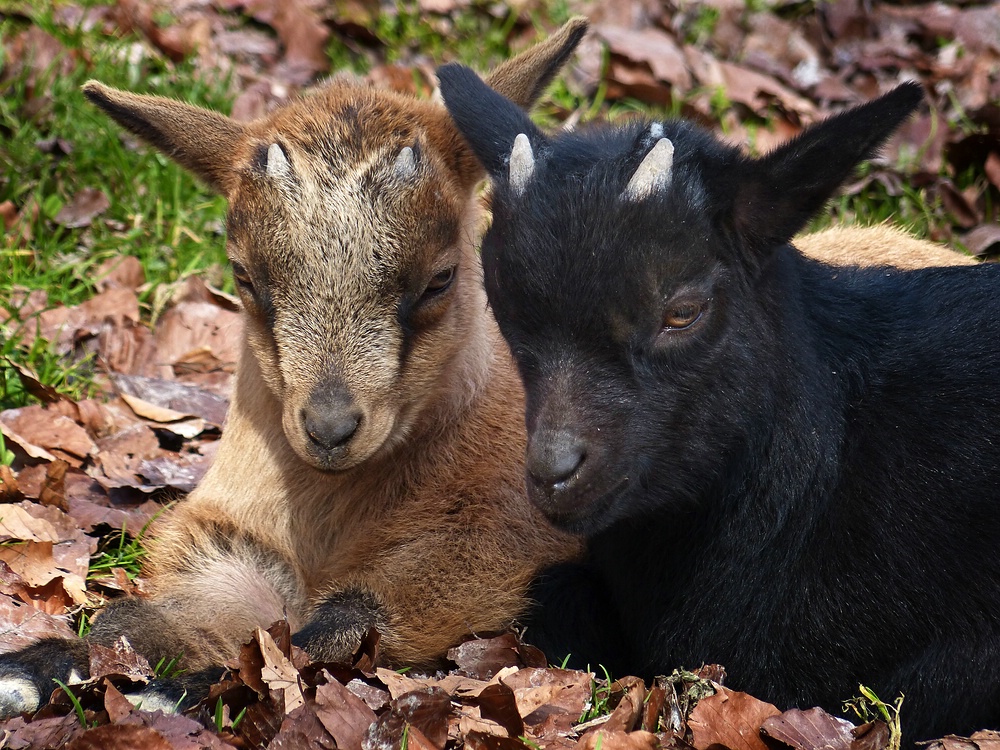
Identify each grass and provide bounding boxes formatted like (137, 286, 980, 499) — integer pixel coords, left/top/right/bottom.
(86, 523, 148, 583)
(843, 685, 904, 750)
(579, 666, 615, 723)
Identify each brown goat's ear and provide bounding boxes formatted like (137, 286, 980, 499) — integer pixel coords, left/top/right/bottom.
(82, 80, 247, 196)
(483, 16, 589, 110)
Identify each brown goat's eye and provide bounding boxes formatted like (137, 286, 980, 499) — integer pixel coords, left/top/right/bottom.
(662, 301, 704, 331)
(232, 262, 254, 293)
(422, 266, 456, 297)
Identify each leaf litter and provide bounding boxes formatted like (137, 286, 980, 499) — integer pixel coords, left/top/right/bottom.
(2, 0, 1000, 746)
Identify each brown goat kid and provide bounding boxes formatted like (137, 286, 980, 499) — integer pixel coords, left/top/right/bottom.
(0, 21, 587, 716)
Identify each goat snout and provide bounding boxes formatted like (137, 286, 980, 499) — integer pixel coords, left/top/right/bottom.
(302, 390, 363, 453)
(527, 430, 587, 493)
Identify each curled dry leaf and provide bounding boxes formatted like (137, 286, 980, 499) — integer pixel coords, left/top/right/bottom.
(270, 703, 337, 750)
(687, 685, 780, 750)
(95, 256, 145, 293)
(2, 356, 66, 404)
(760, 707, 860, 750)
(364, 686, 453, 750)
(0, 590, 75, 653)
(313, 678, 378, 749)
(88, 636, 153, 683)
(257, 625, 306, 714)
(448, 632, 547, 680)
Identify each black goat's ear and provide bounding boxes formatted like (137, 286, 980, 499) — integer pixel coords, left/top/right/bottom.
(731, 82, 923, 248)
(438, 63, 548, 191)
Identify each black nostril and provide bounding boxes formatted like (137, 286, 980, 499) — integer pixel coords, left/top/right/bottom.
(528, 433, 587, 489)
(303, 409, 361, 451)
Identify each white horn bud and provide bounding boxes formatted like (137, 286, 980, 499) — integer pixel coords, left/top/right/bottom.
(266, 142, 290, 179)
(622, 137, 674, 202)
(509, 133, 535, 195)
(394, 145, 417, 179)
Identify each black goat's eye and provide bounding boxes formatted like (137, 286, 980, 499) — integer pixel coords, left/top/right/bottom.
(422, 266, 456, 297)
(232, 261, 254, 293)
(662, 301, 704, 331)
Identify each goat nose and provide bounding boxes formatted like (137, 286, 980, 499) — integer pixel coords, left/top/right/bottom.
(527, 432, 587, 490)
(302, 394, 362, 452)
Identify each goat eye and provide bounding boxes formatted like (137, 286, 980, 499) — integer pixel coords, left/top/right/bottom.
(231, 262, 254, 293)
(662, 301, 703, 331)
(422, 266, 456, 297)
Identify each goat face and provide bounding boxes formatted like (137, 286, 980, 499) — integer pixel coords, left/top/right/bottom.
(223, 94, 483, 471)
(439, 64, 923, 533)
(478, 124, 753, 532)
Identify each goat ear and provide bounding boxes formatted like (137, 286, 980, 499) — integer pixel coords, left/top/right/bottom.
(484, 17, 588, 110)
(438, 63, 548, 189)
(731, 82, 923, 248)
(82, 80, 248, 196)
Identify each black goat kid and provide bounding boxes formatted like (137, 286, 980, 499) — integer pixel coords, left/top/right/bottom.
(438, 66, 1000, 742)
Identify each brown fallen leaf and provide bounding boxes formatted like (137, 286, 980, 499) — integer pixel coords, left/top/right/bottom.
(578, 730, 659, 750)
(270, 702, 338, 750)
(365, 686, 452, 750)
(88, 635, 153, 683)
(314, 677, 378, 749)
(25, 287, 141, 355)
(258, 625, 306, 713)
(95, 256, 145, 293)
(478, 681, 525, 739)
(501, 667, 592, 722)
(114, 374, 229, 427)
(53, 187, 110, 228)
(0, 711, 85, 750)
(761, 707, 859, 750)
(1, 357, 66, 404)
(38, 458, 69, 512)
(243, 0, 331, 84)
(0, 419, 58, 462)
(962, 224, 1000, 257)
(449, 632, 547, 680)
(0, 465, 20, 502)
(596, 24, 692, 90)
(688, 685, 780, 750)
(65, 722, 174, 750)
(0, 407, 97, 466)
(0, 591, 75, 652)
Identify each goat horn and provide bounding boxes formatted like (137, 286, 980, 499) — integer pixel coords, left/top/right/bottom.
(394, 145, 418, 179)
(509, 133, 534, 195)
(266, 142, 291, 179)
(622, 137, 674, 202)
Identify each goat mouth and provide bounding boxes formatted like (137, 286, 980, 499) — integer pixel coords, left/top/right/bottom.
(532, 475, 630, 535)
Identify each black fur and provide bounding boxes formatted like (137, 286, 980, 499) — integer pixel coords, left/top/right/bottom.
(292, 588, 383, 661)
(439, 68, 1000, 742)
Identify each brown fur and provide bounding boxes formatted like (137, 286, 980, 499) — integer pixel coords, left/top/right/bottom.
(796, 223, 976, 268)
(78, 19, 589, 671)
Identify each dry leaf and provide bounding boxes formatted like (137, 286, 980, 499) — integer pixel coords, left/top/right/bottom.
(258, 625, 306, 713)
(688, 685, 780, 750)
(53, 187, 110, 228)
